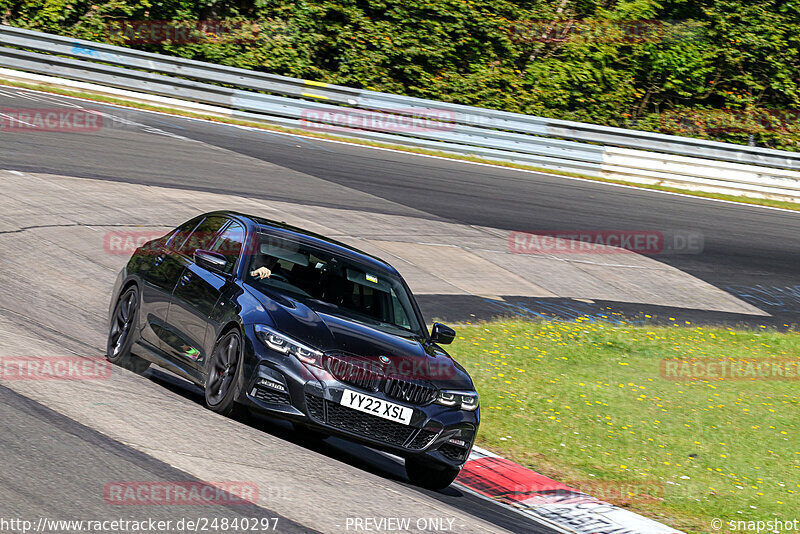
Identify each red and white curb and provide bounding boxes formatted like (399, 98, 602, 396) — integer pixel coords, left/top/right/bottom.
(455, 446, 684, 534)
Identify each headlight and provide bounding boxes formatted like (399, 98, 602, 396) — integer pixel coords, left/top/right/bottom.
(435, 390, 479, 411)
(255, 325, 323, 368)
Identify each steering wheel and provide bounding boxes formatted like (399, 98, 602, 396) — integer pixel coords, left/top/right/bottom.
(269, 272, 289, 283)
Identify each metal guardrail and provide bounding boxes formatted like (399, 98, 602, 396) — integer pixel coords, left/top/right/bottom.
(2, 23, 800, 198)
(4, 24, 800, 172)
(0, 24, 360, 104)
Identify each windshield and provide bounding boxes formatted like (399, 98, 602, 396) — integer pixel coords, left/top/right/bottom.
(245, 232, 423, 336)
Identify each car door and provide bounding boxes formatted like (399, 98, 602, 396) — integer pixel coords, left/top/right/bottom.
(136, 216, 203, 351)
(162, 217, 244, 372)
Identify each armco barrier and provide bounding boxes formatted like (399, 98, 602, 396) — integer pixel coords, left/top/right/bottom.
(1, 24, 800, 199)
(601, 147, 800, 197)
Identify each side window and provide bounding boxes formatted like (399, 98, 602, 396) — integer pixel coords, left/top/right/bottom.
(167, 217, 203, 251)
(178, 216, 227, 257)
(211, 221, 245, 273)
(390, 289, 412, 329)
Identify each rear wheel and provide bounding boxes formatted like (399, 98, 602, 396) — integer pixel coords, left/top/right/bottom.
(204, 330, 245, 417)
(106, 286, 150, 374)
(405, 457, 460, 490)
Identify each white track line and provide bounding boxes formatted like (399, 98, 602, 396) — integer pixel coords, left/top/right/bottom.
(0, 112, 33, 127)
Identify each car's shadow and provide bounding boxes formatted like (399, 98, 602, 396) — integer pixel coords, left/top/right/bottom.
(141, 367, 544, 533)
(145, 367, 454, 490)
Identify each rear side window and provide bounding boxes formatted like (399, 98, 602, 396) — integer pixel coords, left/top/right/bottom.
(178, 216, 227, 256)
(211, 221, 246, 273)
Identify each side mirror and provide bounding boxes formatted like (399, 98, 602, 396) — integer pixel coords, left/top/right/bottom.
(430, 322, 456, 345)
(194, 249, 229, 273)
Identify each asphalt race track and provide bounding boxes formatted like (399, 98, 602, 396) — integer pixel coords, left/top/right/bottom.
(2, 87, 799, 325)
(1, 85, 799, 533)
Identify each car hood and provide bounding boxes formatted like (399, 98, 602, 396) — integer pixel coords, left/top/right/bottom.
(246, 286, 474, 390)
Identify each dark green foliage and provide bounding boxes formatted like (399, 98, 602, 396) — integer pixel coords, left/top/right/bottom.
(3, 0, 799, 149)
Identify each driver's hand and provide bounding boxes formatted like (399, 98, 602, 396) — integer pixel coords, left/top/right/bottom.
(250, 266, 272, 279)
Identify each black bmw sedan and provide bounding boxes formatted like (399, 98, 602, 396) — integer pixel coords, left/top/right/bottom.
(107, 211, 479, 489)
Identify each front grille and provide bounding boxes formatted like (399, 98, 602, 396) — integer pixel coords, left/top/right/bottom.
(438, 443, 468, 462)
(325, 353, 380, 391)
(251, 386, 291, 405)
(383, 378, 436, 405)
(305, 393, 434, 449)
(407, 429, 438, 450)
(326, 400, 416, 447)
(325, 352, 437, 406)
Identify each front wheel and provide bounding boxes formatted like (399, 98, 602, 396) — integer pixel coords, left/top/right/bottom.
(106, 286, 150, 374)
(204, 330, 245, 417)
(405, 457, 460, 490)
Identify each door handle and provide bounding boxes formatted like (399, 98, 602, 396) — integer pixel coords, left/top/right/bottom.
(179, 273, 192, 286)
(154, 255, 165, 267)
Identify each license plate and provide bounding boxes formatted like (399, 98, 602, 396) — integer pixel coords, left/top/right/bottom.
(339, 389, 413, 425)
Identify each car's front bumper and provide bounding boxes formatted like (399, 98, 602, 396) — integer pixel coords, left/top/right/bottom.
(236, 325, 479, 467)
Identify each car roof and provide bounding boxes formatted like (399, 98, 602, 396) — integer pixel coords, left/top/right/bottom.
(203, 211, 401, 276)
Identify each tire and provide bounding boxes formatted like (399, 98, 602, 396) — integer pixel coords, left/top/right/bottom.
(405, 457, 460, 490)
(106, 285, 150, 374)
(204, 329, 245, 417)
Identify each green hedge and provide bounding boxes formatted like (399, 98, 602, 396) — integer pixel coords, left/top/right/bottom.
(3, 0, 800, 150)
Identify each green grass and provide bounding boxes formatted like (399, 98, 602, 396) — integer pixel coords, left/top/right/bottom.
(2, 77, 800, 213)
(453, 318, 800, 534)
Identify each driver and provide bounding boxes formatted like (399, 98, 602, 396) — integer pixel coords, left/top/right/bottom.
(250, 255, 289, 280)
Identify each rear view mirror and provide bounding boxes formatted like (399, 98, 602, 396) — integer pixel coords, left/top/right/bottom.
(430, 322, 456, 344)
(194, 249, 228, 273)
